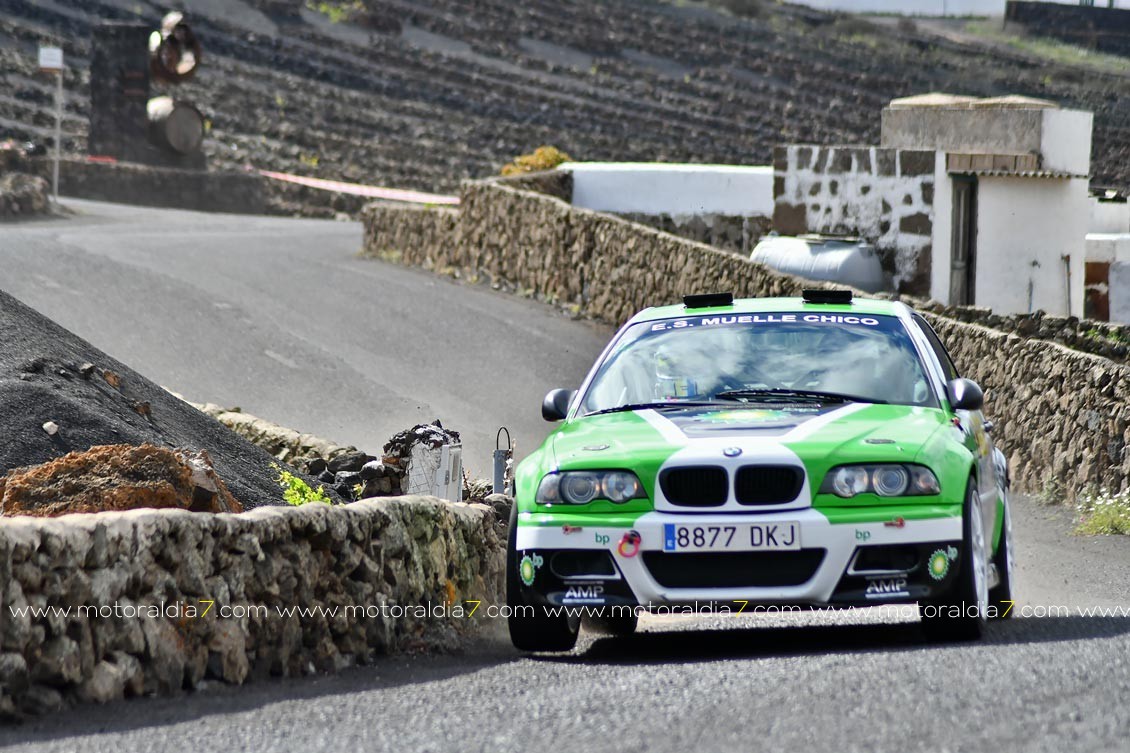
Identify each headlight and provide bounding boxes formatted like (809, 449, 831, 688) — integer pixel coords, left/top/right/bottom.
(560, 473, 600, 504)
(820, 464, 939, 498)
(872, 466, 909, 496)
(602, 471, 642, 503)
(536, 471, 647, 505)
(831, 466, 870, 497)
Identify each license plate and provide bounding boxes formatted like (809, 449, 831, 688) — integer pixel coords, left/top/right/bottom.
(663, 522, 801, 552)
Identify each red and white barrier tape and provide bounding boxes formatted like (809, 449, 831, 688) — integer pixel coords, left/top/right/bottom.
(258, 170, 460, 205)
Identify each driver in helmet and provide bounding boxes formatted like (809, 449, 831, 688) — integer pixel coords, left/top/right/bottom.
(653, 346, 702, 400)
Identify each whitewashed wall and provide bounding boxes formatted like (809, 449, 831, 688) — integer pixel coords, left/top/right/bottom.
(974, 177, 1089, 317)
(563, 163, 774, 217)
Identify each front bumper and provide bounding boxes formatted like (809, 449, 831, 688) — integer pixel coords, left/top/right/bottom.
(514, 507, 963, 609)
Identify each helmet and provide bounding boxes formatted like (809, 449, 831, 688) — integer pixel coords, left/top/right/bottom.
(654, 346, 700, 400)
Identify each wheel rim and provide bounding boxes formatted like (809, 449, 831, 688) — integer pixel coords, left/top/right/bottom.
(971, 496, 988, 619)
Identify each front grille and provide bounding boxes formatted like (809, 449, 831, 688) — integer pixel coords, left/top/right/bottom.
(642, 550, 826, 589)
(734, 465, 804, 505)
(659, 466, 728, 507)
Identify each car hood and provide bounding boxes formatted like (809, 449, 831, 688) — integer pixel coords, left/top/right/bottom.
(552, 402, 949, 471)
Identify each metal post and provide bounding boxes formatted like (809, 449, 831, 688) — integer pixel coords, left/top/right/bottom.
(52, 69, 62, 203)
(493, 427, 512, 495)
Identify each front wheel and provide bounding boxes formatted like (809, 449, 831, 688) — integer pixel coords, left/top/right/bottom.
(506, 504, 579, 652)
(920, 478, 989, 642)
(988, 491, 1015, 619)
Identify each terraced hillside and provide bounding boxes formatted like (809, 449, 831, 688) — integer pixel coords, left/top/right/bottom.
(0, 0, 1128, 194)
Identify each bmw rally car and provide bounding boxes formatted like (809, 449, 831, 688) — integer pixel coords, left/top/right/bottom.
(507, 290, 1014, 651)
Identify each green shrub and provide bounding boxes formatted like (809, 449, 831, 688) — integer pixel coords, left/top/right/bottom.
(500, 146, 573, 176)
(306, 1, 362, 24)
(1074, 489, 1130, 536)
(273, 463, 333, 506)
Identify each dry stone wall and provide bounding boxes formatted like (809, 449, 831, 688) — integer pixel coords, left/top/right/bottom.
(0, 172, 50, 221)
(362, 180, 1130, 499)
(0, 497, 504, 717)
(924, 315, 1130, 497)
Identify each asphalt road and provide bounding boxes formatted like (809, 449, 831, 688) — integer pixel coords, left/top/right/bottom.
(0, 200, 612, 475)
(2, 202, 1129, 752)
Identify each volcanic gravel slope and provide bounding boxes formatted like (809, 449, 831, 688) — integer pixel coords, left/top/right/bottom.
(0, 289, 311, 509)
(0, 0, 1128, 194)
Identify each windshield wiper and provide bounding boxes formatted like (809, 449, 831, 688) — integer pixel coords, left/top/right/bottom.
(585, 401, 722, 417)
(711, 388, 886, 405)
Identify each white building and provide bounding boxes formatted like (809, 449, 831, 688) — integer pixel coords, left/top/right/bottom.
(775, 94, 1102, 319)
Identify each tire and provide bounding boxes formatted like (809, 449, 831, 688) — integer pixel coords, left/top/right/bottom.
(583, 612, 639, 637)
(988, 491, 1015, 620)
(920, 478, 989, 642)
(506, 503, 579, 652)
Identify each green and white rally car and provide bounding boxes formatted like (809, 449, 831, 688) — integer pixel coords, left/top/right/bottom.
(507, 290, 1014, 651)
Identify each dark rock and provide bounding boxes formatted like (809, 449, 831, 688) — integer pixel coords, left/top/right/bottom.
(334, 471, 361, 489)
(327, 451, 370, 473)
(318, 470, 336, 484)
(359, 460, 384, 481)
(307, 457, 327, 476)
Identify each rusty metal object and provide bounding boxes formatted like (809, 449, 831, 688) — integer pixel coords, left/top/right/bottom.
(148, 11, 201, 84)
(147, 95, 204, 154)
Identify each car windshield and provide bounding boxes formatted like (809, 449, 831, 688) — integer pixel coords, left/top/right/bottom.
(580, 312, 937, 414)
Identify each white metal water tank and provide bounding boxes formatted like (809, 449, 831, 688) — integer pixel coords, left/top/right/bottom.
(750, 235, 890, 293)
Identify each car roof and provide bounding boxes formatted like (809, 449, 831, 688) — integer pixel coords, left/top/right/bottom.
(627, 296, 907, 325)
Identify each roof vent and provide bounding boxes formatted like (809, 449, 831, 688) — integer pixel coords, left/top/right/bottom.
(802, 289, 853, 304)
(683, 292, 734, 309)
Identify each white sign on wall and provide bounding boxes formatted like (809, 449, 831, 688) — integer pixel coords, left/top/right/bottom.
(38, 46, 64, 72)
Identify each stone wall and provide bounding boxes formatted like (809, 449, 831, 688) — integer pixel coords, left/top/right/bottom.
(361, 180, 1130, 498)
(619, 213, 772, 256)
(925, 314, 1129, 496)
(364, 180, 819, 327)
(772, 145, 935, 295)
(189, 401, 359, 469)
(0, 496, 504, 716)
(0, 172, 50, 221)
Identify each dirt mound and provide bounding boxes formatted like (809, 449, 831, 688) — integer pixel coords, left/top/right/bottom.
(0, 289, 332, 509)
(0, 444, 242, 517)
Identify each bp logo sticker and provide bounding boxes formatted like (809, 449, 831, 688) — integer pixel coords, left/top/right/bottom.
(928, 549, 950, 580)
(519, 553, 544, 586)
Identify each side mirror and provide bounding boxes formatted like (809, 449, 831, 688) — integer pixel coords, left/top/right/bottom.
(947, 378, 983, 412)
(542, 389, 576, 422)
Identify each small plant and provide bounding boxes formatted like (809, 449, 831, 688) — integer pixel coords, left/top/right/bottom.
(306, 0, 362, 24)
(1037, 475, 1065, 506)
(1074, 489, 1130, 536)
(1083, 327, 1129, 344)
(500, 145, 573, 176)
(273, 463, 333, 506)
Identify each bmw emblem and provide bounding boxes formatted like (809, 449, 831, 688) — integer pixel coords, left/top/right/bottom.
(723, 447, 742, 457)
